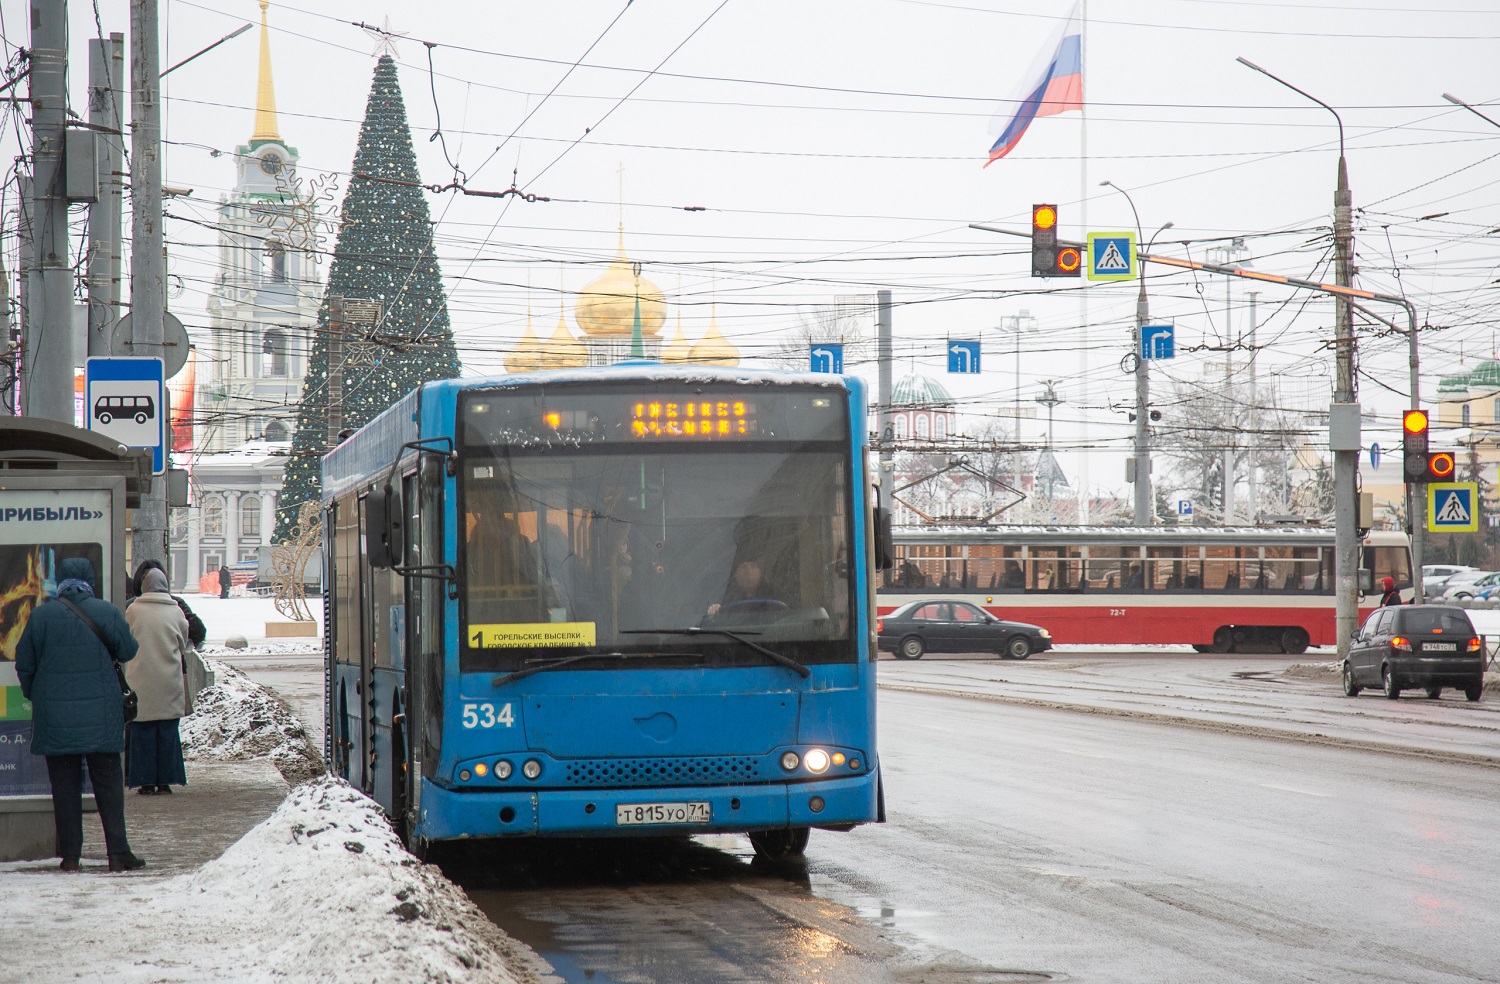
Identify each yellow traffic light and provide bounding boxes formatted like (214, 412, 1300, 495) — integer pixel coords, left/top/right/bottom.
(1402, 409, 1428, 434)
(1033, 205, 1057, 230)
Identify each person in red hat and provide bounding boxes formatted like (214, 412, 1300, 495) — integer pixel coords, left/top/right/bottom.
(1379, 576, 1405, 607)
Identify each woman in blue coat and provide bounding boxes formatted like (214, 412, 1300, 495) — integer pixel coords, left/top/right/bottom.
(16, 557, 146, 872)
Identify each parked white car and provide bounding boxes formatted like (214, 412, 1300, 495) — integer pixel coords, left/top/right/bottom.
(1439, 570, 1500, 602)
(1424, 564, 1475, 596)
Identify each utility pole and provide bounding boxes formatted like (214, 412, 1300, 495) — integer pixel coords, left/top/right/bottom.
(877, 290, 893, 517)
(88, 34, 125, 359)
(130, 0, 169, 569)
(1238, 57, 1359, 663)
(21, 0, 75, 423)
(1247, 291, 1259, 519)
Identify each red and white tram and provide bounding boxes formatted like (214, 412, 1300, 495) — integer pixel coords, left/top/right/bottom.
(878, 526, 1413, 654)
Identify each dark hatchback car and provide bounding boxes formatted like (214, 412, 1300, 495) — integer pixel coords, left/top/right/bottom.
(1344, 604, 1486, 701)
(877, 599, 1053, 660)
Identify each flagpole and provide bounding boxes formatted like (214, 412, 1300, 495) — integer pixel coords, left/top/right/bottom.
(1077, 0, 1090, 523)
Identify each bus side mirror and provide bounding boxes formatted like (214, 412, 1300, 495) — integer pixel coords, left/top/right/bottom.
(873, 505, 894, 572)
(365, 486, 404, 569)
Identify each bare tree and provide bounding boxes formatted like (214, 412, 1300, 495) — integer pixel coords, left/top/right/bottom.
(769, 296, 874, 370)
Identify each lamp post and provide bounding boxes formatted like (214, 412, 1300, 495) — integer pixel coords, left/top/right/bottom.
(1005, 310, 1035, 441)
(1238, 56, 1359, 660)
(1035, 380, 1064, 499)
(1100, 179, 1172, 526)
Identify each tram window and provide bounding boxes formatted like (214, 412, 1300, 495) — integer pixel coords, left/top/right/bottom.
(1366, 544, 1412, 589)
(1205, 546, 1254, 591)
(1146, 547, 1188, 591)
(970, 545, 1020, 590)
(1086, 546, 1133, 590)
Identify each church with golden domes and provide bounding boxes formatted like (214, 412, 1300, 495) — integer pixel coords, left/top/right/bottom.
(506, 229, 739, 372)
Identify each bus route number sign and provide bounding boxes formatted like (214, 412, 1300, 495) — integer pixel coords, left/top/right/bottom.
(461, 702, 515, 729)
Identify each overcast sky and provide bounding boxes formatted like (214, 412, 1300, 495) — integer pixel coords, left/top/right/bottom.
(7, 0, 1500, 499)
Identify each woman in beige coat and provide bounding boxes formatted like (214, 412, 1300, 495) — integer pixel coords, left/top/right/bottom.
(123, 568, 190, 794)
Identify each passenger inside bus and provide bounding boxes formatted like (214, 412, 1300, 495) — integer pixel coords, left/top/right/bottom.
(1125, 564, 1144, 589)
(1002, 561, 1025, 589)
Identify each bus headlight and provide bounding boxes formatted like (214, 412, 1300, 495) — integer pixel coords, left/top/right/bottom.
(804, 749, 831, 774)
(780, 751, 800, 771)
(493, 760, 513, 780)
(522, 759, 543, 780)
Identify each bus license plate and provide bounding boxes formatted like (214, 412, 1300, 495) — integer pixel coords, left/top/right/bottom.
(616, 802, 712, 826)
(1423, 642, 1457, 652)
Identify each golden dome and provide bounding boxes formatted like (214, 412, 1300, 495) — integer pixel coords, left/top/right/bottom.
(505, 314, 542, 373)
(688, 309, 739, 367)
(662, 312, 692, 364)
(536, 308, 587, 370)
(574, 230, 666, 338)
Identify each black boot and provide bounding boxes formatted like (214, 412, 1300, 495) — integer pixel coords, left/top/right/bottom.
(59, 858, 80, 872)
(108, 852, 146, 872)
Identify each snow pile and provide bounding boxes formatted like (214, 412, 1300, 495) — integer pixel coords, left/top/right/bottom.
(200, 641, 322, 657)
(1283, 661, 1339, 679)
(165, 776, 536, 984)
(182, 659, 323, 785)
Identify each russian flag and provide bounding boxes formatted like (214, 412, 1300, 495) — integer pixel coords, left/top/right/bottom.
(985, 7, 1083, 166)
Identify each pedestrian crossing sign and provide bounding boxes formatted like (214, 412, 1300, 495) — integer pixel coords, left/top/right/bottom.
(1428, 482, 1479, 533)
(1087, 232, 1136, 281)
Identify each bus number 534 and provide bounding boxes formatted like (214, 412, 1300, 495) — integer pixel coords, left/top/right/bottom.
(461, 702, 515, 728)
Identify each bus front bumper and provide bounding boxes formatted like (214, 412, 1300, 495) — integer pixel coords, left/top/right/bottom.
(416, 772, 879, 842)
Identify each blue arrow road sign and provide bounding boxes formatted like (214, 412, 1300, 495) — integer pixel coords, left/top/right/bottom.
(1141, 324, 1175, 360)
(809, 344, 843, 374)
(86, 357, 166, 474)
(948, 340, 981, 374)
(1370, 442, 1381, 471)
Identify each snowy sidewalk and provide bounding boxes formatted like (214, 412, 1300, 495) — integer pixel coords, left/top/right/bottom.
(0, 649, 544, 983)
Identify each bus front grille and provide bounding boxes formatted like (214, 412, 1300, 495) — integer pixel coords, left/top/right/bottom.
(563, 756, 762, 788)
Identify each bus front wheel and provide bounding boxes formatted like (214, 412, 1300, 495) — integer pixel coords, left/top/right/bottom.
(750, 827, 810, 862)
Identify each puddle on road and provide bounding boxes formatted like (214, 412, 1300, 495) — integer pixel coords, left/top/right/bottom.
(450, 837, 1050, 984)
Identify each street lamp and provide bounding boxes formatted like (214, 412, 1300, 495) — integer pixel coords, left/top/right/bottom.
(1035, 381, 1065, 499)
(1237, 55, 1361, 657)
(1099, 179, 1172, 525)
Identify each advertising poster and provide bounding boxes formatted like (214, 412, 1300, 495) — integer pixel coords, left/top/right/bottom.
(0, 489, 111, 797)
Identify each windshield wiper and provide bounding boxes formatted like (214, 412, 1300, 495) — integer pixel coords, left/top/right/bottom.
(621, 628, 811, 678)
(491, 651, 702, 687)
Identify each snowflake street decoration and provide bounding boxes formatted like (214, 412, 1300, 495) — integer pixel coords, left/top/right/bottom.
(271, 501, 321, 622)
(252, 165, 339, 266)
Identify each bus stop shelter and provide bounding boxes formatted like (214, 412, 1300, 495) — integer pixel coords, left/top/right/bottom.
(0, 417, 151, 861)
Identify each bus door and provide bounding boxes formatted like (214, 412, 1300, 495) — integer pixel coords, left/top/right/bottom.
(367, 490, 409, 813)
(330, 493, 367, 792)
(400, 455, 445, 830)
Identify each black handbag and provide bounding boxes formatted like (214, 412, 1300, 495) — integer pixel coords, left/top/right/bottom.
(55, 596, 138, 724)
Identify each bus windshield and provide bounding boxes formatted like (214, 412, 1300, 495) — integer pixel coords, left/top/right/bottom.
(459, 446, 854, 674)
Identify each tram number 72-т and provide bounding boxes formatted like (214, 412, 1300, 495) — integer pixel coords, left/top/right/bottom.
(616, 802, 713, 826)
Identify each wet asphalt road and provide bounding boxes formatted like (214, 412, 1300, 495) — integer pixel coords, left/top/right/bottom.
(243, 650, 1500, 983)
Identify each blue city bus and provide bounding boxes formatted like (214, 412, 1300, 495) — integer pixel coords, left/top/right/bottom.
(322, 364, 888, 859)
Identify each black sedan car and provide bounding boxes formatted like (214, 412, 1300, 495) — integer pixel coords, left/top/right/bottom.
(877, 599, 1052, 660)
(1344, 604, 1485, 701)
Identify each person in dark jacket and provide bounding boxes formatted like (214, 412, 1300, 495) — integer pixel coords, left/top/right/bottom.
(15, 557, 146, 872)
(128, 559, 206, 648)
(1379, 575, 1405, 607)
(218, 565, 231, 600)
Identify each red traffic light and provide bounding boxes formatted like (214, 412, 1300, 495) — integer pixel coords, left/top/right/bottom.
(1426, 451, 1456, 481)
(1057, 247, 1082, 274)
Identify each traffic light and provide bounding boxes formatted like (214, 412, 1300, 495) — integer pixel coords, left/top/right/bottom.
(1031, 205, 1082, 279)
(1402, 409, 1429, 482)
(1423, 450, 1456, 483)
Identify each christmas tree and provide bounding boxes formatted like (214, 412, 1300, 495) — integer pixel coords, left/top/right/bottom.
(276, 55, 460, 541)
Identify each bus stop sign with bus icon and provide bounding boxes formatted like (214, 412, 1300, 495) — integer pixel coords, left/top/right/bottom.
(86, 357, 166, 474)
